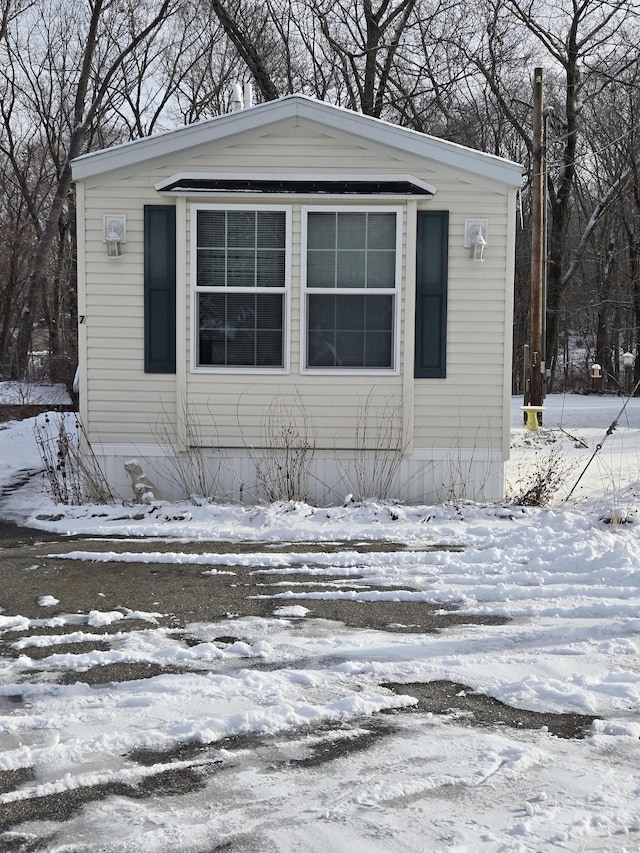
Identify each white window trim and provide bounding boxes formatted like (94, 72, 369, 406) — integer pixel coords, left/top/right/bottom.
(190, 202, 292, 374)
(300, 204, 403, 375)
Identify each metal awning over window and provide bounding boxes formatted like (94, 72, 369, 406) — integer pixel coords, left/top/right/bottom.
(156, 174, 436, 197)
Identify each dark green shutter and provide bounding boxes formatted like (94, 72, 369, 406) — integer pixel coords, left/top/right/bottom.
(144, 205, 176, 373)
(415, 210, 448, 378)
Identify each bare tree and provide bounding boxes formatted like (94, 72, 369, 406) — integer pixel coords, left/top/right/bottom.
(0, 151, 36, 373)
(580, 55, 640, 390)
(208, 0, 283, 101)
(459, 0, 637, 387)
(162, 0, 253, 124)
(512, 0, 636, 385)
(303, 0, 422, 116)
(1, 0, 639, 394)
(1, 0, 177, 380)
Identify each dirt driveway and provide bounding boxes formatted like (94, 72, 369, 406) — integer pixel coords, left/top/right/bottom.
(0, 520, 509, 629)
(0, 521, 596, 851)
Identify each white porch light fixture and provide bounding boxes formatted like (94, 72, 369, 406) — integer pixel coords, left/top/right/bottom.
(104, 214, 126, 257)
(464, 218, 488, 262)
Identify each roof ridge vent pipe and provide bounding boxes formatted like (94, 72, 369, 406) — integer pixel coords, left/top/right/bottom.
(230, 83, 244, 112)
(243, 82, 253, 109)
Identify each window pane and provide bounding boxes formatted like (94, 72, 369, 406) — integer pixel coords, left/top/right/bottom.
(225, 293, 256, 367)
(364, 331, 392, 367)
(307, 294, 392, 368)
(337, 213, 366, 249)
(255, 293, 283, 329)
(337, 331, 365, 366)
(365, 294, 393, 329)
(307, 332, 334, 367)
(336, 251, 366, 287)
(197, 250, 226, 286)
(308, 293, 335, 329)
(199, 293, 283, 367)
(256, 249, 285, 287)
(227, 250, 256, 286)
(307, 251, 336, 288)
(307, 294, 336, 366)
(257, 211, 286, 248)
(366, 251, 395, 288)
(197, 211, 225, 247)
(257, 330, 283, 365)
(218, 293, 254, 366)
(367, 213, 396, 249)
(227, 211, 256, 247)
(339, 295, 365, 330)
(199, 293, 225, 332)
(307, 213, 336, 250)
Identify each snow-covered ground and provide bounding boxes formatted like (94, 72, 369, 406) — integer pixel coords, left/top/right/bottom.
(0, 381, 71, 406)
(1, 394, 640, 852)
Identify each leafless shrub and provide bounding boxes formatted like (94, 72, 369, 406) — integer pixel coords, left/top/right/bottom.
(342, 390, 405, 501)
(34, 414, 115, 505)
(507, 447, 570, 507)
(153, 396, 221, 503)
(1, 380, 36, 405)
(442, 419, 496, 503)
(254, 393, 316, 503)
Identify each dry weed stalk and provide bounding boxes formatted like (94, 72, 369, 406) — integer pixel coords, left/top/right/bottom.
(254, 393, 316, 502)
(508, 446, 570, 506)
(346, 390, 405, 500)
(153, 396, 221, 502)
(34, 414, 114, 505)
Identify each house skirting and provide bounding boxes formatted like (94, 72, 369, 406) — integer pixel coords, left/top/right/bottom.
(89, 444, 505, 506)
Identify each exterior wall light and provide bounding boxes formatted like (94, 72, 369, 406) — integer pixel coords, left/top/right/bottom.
(464, 218, 488, 262)
(104, 214, 126, 257)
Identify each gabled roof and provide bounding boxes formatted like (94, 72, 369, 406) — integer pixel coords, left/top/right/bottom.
(71, 94, 523, 187)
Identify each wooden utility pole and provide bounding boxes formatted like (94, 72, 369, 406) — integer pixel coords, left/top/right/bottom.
(529, 67, 545, 417)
